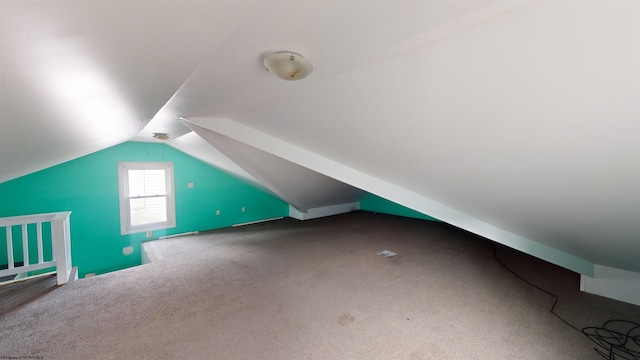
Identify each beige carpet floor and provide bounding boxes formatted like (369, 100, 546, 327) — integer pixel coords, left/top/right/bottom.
(1, 212, 639, 359)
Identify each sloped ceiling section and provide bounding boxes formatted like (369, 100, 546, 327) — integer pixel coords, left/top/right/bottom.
(133, 1, 493, 143)
(167, 132, 273, 196)
(184, 121, 365, 212)
(0, 1, 257, 183)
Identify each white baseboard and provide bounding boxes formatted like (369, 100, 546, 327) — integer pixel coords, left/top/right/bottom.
(581, 265, 640, 306)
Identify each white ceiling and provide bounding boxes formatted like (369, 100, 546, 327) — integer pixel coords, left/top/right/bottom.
(0, 1, 638, 272)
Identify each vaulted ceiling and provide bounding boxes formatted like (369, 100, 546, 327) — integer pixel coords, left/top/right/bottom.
(1, 1, 638, 273)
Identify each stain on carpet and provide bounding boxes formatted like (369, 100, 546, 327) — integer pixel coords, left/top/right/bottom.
(337, 312, 355, 326)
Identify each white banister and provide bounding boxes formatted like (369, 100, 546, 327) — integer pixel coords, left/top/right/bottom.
(0, 211, 73, 286)
(51, 212, 72, 285)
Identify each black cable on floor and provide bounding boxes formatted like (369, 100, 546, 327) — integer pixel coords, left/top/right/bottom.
(491, 244, 582, 332)
(492, 244, 640, 360)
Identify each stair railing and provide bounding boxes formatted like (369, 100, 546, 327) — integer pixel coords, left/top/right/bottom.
(0, 212, 72, 285)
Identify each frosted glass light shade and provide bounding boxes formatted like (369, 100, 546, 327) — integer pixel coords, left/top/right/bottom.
(264, 51, 313, 81)
(152, 132, 170, 140)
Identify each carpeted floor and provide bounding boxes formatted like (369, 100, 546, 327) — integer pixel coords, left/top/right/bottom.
(1, 212, 639, 359)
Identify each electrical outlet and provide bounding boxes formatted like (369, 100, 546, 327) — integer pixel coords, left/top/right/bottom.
(146, 231, 152, 238)
(242, 207, 246, 212)
(188, 182, 194, 188)
(216, 209, 220, 215)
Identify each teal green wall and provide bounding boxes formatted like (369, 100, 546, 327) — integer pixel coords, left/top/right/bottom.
(360, 193, 440, 222)
(0, 142, 289, 277)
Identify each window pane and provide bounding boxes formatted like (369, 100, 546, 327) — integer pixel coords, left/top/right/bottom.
(128, 169, 166, 197)
(119, 162, 175, 235)
(130, 196, 167, 226)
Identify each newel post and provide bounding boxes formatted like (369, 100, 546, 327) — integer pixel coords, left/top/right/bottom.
(51, 212, 72, 285)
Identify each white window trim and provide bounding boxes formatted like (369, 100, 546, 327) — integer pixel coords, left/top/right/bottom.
(118, 162, 176, 235)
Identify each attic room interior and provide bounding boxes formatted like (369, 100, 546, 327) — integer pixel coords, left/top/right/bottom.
(1, 1, 639, 359)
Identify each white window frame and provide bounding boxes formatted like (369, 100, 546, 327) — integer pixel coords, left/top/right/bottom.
(118, 162, 176, 235)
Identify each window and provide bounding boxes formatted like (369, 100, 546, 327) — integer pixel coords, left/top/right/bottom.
(118, 162, 176, 235)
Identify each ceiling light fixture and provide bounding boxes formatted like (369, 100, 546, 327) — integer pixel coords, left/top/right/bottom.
(263, 51, 313, 81)
(152, 133, 170, 140)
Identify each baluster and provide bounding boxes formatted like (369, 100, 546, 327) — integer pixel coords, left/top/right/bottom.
(22, 223, 29, 266)
(37, 222, 44, 263)
(6, 226, 13, 269)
